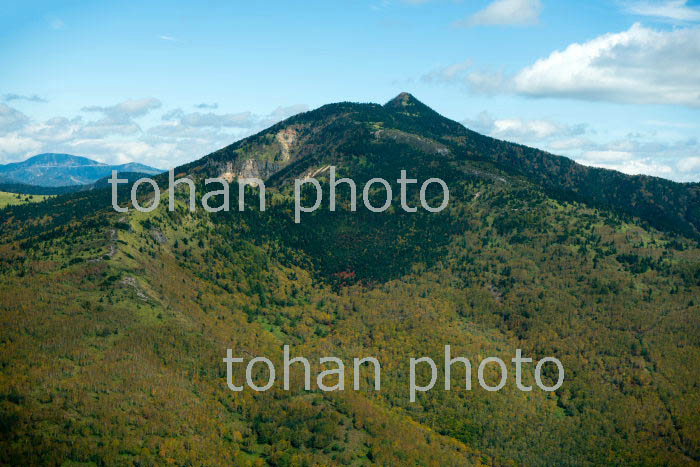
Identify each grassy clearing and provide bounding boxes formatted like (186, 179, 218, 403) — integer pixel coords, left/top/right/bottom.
(0, 190, 52, 208)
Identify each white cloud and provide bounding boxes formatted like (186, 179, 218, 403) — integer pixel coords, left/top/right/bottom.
(462, 110, 700, 182)
(262, 104, 310, 126)
(159, 35, 177, 41)
(23, 117, 83, 144)
(547, 137, 593, 151)
(162, 109, 256, 128)
(159, 104, 309, 132)
(464, 70, 510, 94)
(644, 119, 697, 129)
(460, 0, 542, 26)
(3, 94, 47, 103)
(676, 156, 700, 181)
(67, 98, 165, 141)
(462, 111, 587, 140)
(563, 137, 700, 181)
(77, 119, 142, 139)
(82, 98, 162, 120)
(0, 105, 30, 132)
(514, 23, 700, 107)
(67, 139, 178, 166)
(424, 24, 700, 107)
(421, 62, 510, 95)
(625, 0, 700, 22)
(580, 150, 635, 162)
(678, 156, 700, 172)
(575, 158, 675, 178)
(195, 103, 218, 109)
(422, 60, 472, 83)
(494, 119, 576, 139)
(461, 111, 497, 134)
(676, 155, 700, 181)
(0, 134, 43, 160)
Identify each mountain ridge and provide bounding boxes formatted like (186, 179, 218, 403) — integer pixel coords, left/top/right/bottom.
(170, 92, 699, 239)
(0, 153, 162, 187)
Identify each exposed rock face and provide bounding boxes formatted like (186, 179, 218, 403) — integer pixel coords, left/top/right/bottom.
(301, 165, 331, 180)
(275, 128, 297, 162)
(216, 159, 280, 187)
(213, 128, 299, 186)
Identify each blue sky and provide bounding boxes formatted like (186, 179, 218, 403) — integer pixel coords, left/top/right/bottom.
(1, 0, 699, 181)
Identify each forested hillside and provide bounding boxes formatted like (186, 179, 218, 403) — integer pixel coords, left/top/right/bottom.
(1, 94, 698, 466)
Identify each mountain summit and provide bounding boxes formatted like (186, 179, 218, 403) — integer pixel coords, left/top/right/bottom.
(384, 91, 419, 107)
(15, 153, 99, 167)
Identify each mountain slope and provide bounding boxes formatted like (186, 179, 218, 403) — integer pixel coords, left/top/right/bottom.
(0, 153, 162, 187)
(0, 94, 699, 465)
(176, 93, 699, 240)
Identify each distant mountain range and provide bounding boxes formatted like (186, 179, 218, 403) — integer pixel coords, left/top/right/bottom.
(0, 153, 162, 188)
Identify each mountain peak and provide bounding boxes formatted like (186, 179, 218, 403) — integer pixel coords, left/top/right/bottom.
(383, 92, 447, 121)
(385, 92, 420, 108)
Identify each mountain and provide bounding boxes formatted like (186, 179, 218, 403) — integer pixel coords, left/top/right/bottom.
(0, 153, 162, 187)
(0, 172, 160, 196)
(0, 94, 698, 466)
(180, 92, 699, 239)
